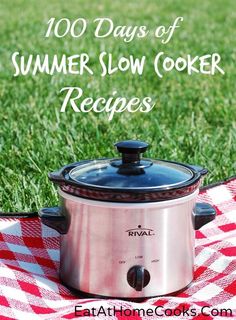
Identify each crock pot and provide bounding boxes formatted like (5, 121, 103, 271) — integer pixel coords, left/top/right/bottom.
(39, 140, 216, 299)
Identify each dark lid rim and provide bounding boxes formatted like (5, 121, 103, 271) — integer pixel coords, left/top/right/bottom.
(61, 173, 201, 193)
(68, 158, 195, 190)
(49, 158, 202, 194)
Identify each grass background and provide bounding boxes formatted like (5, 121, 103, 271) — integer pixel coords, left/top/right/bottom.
(0, 0, 235, 212)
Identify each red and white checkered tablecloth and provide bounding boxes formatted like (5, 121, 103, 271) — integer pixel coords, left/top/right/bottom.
(0, 177, 236, 320)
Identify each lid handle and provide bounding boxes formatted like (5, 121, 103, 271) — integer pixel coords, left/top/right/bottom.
(115, 140, 149, 164)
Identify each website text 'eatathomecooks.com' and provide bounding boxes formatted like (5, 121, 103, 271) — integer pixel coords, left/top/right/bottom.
(74, 305, 233, 318)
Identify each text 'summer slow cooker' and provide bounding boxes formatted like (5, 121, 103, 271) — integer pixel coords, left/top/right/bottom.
(39, 140, 216, 299)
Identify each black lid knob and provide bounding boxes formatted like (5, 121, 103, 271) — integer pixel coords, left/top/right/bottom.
(114, 140, 149, 164)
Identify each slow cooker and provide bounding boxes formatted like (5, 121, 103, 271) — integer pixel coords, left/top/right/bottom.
(39, 140, 216, 299)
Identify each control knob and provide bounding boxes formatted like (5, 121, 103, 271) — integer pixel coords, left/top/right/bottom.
(127, 265, 150, 291)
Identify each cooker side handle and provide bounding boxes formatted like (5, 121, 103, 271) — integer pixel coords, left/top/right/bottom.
(39, 207, 68, 234)
(193, 203, 216, 230)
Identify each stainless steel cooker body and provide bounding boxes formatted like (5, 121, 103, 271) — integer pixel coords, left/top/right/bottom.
(58, 190, 197, 298)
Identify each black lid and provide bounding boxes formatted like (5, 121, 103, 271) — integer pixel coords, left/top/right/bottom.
(49, 140, 206, 202)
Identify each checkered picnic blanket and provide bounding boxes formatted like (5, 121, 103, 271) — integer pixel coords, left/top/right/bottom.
(0, 177, 235, 320)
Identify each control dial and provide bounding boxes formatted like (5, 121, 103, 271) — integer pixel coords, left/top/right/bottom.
(127, 266, 150, 291)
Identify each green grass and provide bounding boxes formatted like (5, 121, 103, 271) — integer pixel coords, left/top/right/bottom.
(0, 0, 235, 211)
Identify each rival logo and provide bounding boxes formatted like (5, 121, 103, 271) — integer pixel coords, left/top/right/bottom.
(126, 225, 155, 237)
